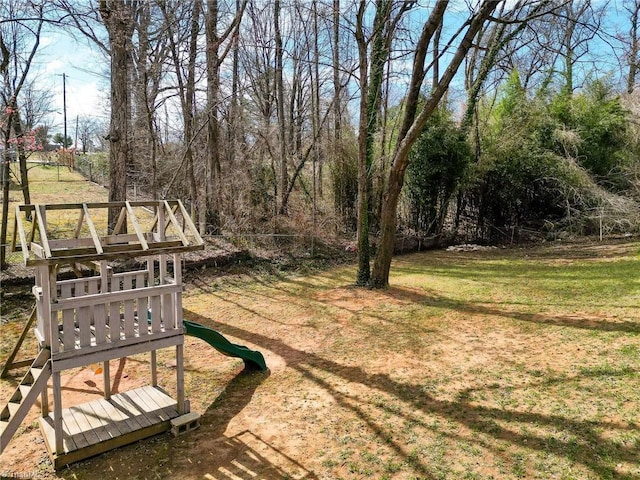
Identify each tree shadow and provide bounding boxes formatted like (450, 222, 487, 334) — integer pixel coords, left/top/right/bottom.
(386, 285, 640, 334)
(183, 307, 640, 479)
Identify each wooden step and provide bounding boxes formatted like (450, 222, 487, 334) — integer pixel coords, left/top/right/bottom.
(19, 385, 32, 399)
(0, 349, 51, 455)
(7, 402, 21, 417)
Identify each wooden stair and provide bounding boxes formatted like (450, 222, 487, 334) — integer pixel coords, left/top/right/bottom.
(0, 348, 51, 454)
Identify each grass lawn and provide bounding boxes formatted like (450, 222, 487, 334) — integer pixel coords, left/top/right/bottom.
(0, 168, 639, 479)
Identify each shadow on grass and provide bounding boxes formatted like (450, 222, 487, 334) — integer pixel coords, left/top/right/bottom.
(386, 285, 640, 334)
(184, 304, 640, 479)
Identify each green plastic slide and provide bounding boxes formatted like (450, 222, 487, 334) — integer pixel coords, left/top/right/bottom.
(182, 319, 268, 371)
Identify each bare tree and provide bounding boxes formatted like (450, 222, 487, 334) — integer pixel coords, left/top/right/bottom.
(274, 0, 287, 214)
(205, 0, 247, 233)
(0, 0, 46, 268)
(370, 2, 500, 287)
(622, 0, 640, 93)
(354, 0, 414, 285)
(99, 0, 138, 231)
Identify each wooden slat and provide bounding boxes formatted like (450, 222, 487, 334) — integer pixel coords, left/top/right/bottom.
(176, 200, 204, 245)
(137, 296, 148, 337)
(163, 201, 190, 246)
(51, 284, 180, 311)
(73, 206, 85, 239)
(78, 306, 92, 347)
(40, 417, 73, 455)
(61, 409, 90, 449)
(123, 299, 135, 339)
(25, 243, 202, 266)
(36, 205, 52, 258)
(173, 253, 183, 327)
(123, 275, 133, 292)
(128, 388, 167, 422)
(72, 404, 110, 443)
(150, 295, 162, 333)
(125, 201, 149, 250)
(62, 308, 75, 352)
(94, 304, 107, 344)
(82, 203, 103, 254)
(51, 327, 183, 369)
(97, 398, 133, 435)
(113, 392, 153, 428)
(138, 386, 178, 420)
(86, 402, 119, 439)
(113, 206, 127, 236)
(163, 291, 175, 330)
(14, 206, 30, 263)
(60, 282, 73, 299)
(109, 301, 121, 342)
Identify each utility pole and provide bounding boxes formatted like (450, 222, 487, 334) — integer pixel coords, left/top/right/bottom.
(74, 115, 79, 150)
(63, 73, 67, 148)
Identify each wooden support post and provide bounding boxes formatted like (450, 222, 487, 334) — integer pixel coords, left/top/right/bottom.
(176, 344, 185, 414)
(173, 253, 182, 330)
(47, 266, 58, 355)
(40, 348, 49, 418)
(103, 360, 111, 399)
(52, 371, 63, 454)
(150, 350, 157, 387)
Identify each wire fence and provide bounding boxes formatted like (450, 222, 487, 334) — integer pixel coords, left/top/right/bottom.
(74, 155, 109, 186)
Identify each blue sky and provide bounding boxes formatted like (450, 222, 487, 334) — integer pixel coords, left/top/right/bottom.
(29, 1, 634, 138)
(37, 26, 110, 134)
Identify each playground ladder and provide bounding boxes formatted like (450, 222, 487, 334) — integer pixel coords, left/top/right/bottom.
(0, 348, 51, 454)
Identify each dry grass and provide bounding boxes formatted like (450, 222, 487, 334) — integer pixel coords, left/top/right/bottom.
(2, 239, 638, 479)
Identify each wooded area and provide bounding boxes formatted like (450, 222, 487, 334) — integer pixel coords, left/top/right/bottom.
(3, 1, 640, 286)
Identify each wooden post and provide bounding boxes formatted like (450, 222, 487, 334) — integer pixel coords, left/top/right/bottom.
(52, 371, 63, 454)
(103, 360, 111, 399)
(176, 344, 185, 414)
(150, 350, 157, 387)
(173, 253, 182, 330)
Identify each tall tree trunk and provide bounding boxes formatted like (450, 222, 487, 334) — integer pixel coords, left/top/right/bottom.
(0, 112, 13, 268)
(206, 0, 222, 234)
(371, 2, 498, 288)
(100, 0, 137, 232)
(274, 0, 288, 215)
(313, 0, 322, 198)
(12, 105, 31, 206)
(355, 0, 395, 285)
(628, 2, 640, 94)
(355, 2, 371, 285)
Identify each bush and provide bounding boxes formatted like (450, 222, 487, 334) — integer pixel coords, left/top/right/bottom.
(405, 107, 471, 236)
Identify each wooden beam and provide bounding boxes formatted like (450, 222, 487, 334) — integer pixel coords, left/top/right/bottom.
(82, 204, 103, 254)
(74, 206, 85, 239)
(163, 201, 190, 246)
(14, 206, 30, 264)
(176, 201, 204, 245)
(125, 202, 149, 250)
(113, 206, 127, 236)
(36, 205, 52, 258)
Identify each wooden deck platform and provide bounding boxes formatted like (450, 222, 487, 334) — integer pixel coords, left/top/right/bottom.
(40, 385, 180, 469)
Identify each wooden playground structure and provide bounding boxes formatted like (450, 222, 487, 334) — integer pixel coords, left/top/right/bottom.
(0, 200, 204, 468)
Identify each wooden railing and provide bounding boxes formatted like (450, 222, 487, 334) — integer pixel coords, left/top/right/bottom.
(40, 270, 181, 359)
